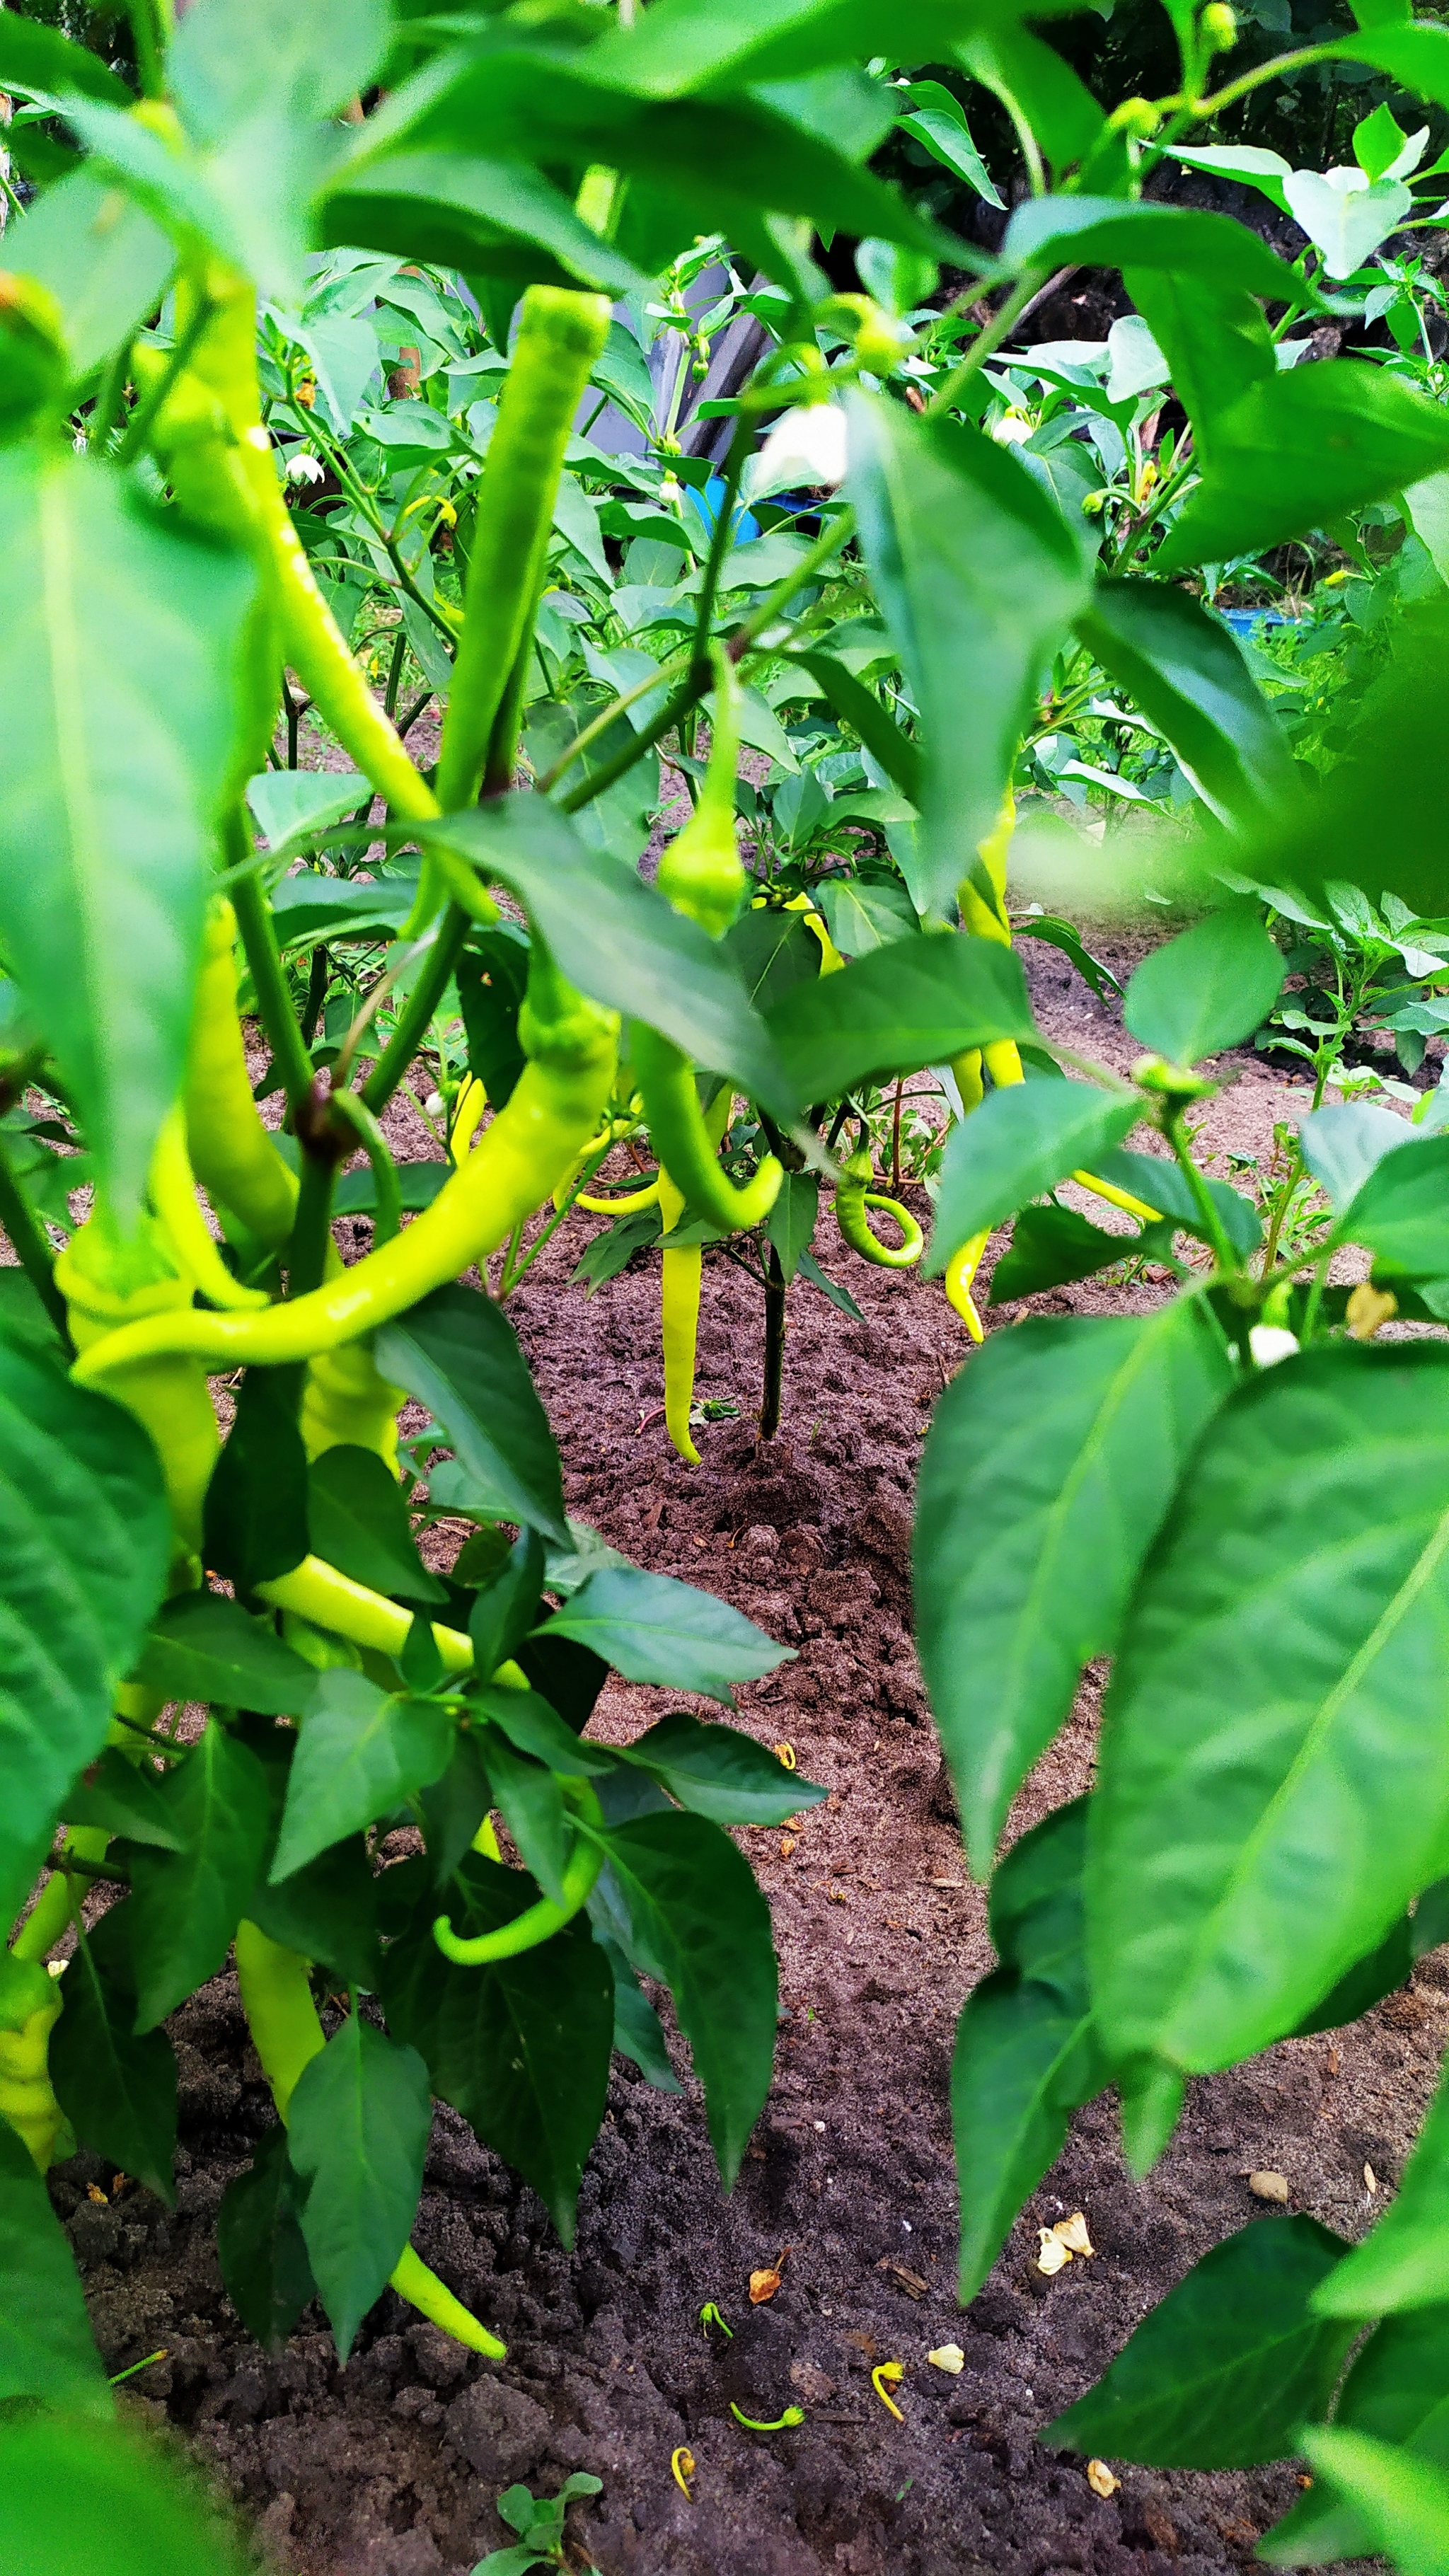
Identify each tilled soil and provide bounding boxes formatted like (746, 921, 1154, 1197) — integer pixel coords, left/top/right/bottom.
(57, 930, 1448, 2575)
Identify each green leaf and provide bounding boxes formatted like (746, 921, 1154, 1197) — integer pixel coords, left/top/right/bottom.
(1090, 1148, 1262, 1256)
(422, 795, 790, 1113)
(418, 1733, 492, 1884)
(957, 23, 1104, 171)
(988, 1201, 1141, 1303)
(570, 1203, 662, 1294)
(247, 1836, 381, 1992)
(765, 1169, 819, 1284)
(0, 2116, 108, 2413)
(1315, 2053, 1449, 2319)
(848, 392, 1088, 918)
(289, 2011, 432, 2360)
(0, 14, 132, 103)
(788, 651, 922, 803)
(376, 1283, 567, 1545)
(217, 2120, 317, 2354)
(1283, 170, 1410, 280)
(618, 1711, 825, 1827)
(472, 1684, 615, 1779)
(481, 1735, 571, 1904)
(135, 1590, 316, 1717)
(538, 1568, 792, 1705)
(0, 1336, 169, 1936)
(1046, 2217, 1353, 2468)
(1125, 270, 1276, 437)
(764, 933, 1034, 1104)
(1334, 1134, 1449, 1278)
(0, 444, 258, 1221)
(270, 1671, 454, 1883)
(49, 1934, 176, 2204)
(1075, 584, 1298, 828)
(1298, 2427, 1449, 2576)
(1014, 913, 1121, 1003)
(1262, 2306, 1449, 2564)
(62, 1747, 185, 1850)
(128, 1719, 274, 2031)
(202, 1366, 311, 1598)
(1298, 1102, 1414, 1210)
(797, 1244, 865, 1319)
(325, 148, 647, 298)
(1003, 195, 1309, 303)
(724, 905, 821, 1020)
(1124, 910, 1286, 1064)
(170, 0, 390, 139)
(381, 1854, 612, 2242)
(0, 2410, 254, 2576)
(916, 1307, 1232, 1872)
(268, 871, 414, 949)
(925, 1084, 1142, 1277)
(1156, 363, 1449, 576)
(954, 1801, 1104, 2298)
(597, 1931, 682, 2091)
(457, 924, 530, 1114)
(599, 1811, 776, 2186)
(812, 876, 918, 960)
(468, 1527, 545, 1679)
(13, 170, 174, 382)
(898, 81, 1003, 207)
(308, 1445, 446, 1605)
(1089, 1346, 1449, 2072)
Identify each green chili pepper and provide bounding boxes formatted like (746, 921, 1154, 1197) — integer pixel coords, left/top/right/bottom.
(184, 899, 300, 1253)
(257, 1555, 475, 1674)
(656, 645, 746, 940)
(432, 1784, 604, 1965)
(657, 1090, 731, 1465)
(149, 1106, 270, 1312)
(71, 966, 618, 1385)
(56, 1214, 219, 1561)
(729, 2403, 805, 2432)
(232, 1920, 507, 2359)
(834, 1147, 923, 1270)
(0, 1961, 66, 2171)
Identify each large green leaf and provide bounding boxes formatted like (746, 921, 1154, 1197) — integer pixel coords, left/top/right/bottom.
(0, 1336, 169, 1936)
(202, 1365, 311, 1598)
(916, 1306, 1232, 1873)
(1046, 2217, 1353, 2467)
(538, 1567, 792, 1704)
(1126, 268, 1276, 437)
(599, 1811, 775, 2185)
(288, 2011, 432, 2360)
(13, 171, 174, 382)
(953, 1802, 1106, 2298)
(50, 1935, 176, 2205)
(0, 13, 132, 103)
(270, 1672, 454, 1882)
(1262, 2305, 1449, 2564)
(127, 1720, 274, 2031)
(324, 148, 646, 296)
(849, 392, 1088, 918)
(1003, 196, 1307, 302)
(135, 1591, 317, 1719)
(1156, 363, 1449, 575)
(1298, 2427, 1449, 2576)
(787, 650, 922, 802)
(169, 0, 391, 142)
(763, 932, 1034, 1102)
(422, 797, 790, 1111)
(0, 2412, 255, 2575)
(1315, 2055, 1449, 2320)
(584, 0, 1081, 98)
(0, 2117, 108, 2413)
(1124, 909, 1286, 1065)
(925, 1083, 1142, 1275)
(1089, 1347, 1449, 2072)
(248, 1836, 381, 1992)
(618, 1711, 826, 1827)
(308, 1445, 446, 1605)
(1075, 584, 1298, 827)
(217, 2120, 317, 2354)
(0, 444, 256, 1220)
(376, 1283, 568, 1545)
(1334, 1133, 1449, 1278)
(381, 1854, 612, 2242)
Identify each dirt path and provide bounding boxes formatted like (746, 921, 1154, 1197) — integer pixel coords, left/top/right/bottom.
(60, 937, 1444, 2576)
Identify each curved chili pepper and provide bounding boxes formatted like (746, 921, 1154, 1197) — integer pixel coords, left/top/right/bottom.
(256, 1556, 475, 1675)
(432, 1784, 604, 1965)
(0, 1965, 66, 2171)
(233, 1919, 506, 2359)
(576, 1176, 660, 1216)
(657, 645, 746, 940)
(944, 1230, 988, 1345)
(149, 1107, 269, 1312)
(56, 1215, 219, 1560)
(833, 1148, 923, 1270)
(634, 1032, 780, 1235)
(659, 1166, 703, 1467)
(185, 899, 300, 1252)
(71, 973, 618, 1384)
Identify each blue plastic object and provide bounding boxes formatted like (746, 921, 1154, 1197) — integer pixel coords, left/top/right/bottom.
(685, 473, 761, 545)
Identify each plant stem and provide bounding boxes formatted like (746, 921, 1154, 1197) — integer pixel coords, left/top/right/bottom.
(0, 1133, 71, 1342)
(928, 275, 1050, 418)
(301, 944, 330, 1046)
(536, 647, 692, 794)
(1165, 1106, 1238, 1273)
(287, 1143, 339, 1298)
(329, 1087, 403, 1243)
(760, 1240, 787, 1439)
(227, 815, 316, 1117)
(359, 904, 470, 1114)
(1301, 1250, 1332, 1344)
(691, 417, 751, 676)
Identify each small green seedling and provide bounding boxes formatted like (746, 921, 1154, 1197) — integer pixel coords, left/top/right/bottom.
(468, 2472, 602, 2575)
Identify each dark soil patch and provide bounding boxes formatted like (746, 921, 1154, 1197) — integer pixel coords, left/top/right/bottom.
(58, 933, 1446, 2575)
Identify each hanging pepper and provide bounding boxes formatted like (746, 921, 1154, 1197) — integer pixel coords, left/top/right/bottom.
(71, 960, 618, 1385)
(0, 1960, 67, 2171)
(184, 898, 299, 1253)
(232, 1920, 506, 2359)
(256, 1555, 475, 1674)
(659, 1088, 732, 1465)
(148, 1107, 269, 1313)
(55, 1213, 219, 1563)
(833, 1145, 923, 1270)
(432, 1783, 604, 1965)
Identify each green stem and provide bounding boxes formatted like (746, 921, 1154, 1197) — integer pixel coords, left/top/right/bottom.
(928, 276, 1049, 418)
(0, 1132, 71, 1343)
(226, 818, 316, 1118)
(359, 904, 470, 1115)
(535, 646, 692, 794)
(287, 1145, 338, 1300)
(1259, 1143, 1303, 1277)
(1165, 1106, 1237, 1272)
(691, 418, 751, 675)
(760, 1239, 787, 1439)
(329, 1087, 402, 1242)
(1192, 42, 1343, 120)
(1301, 1249, 1331, 1344)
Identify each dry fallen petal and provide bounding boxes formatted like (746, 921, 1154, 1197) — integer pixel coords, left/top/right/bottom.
(1365, 2164, 1378, 2195)
(779, 1835, 796, 1859)
(1053, 2212, 1095, 2258)
(1036, 2229, 1073, 2276)
(1087, 2460, 1120, 2499)
(1248, 2170, 1290, 2204)
(773, 1743, 797, 1771)
(928, 2344, 966, 2374)
(749, 2268, 783, 2304)
(86, 2183, 108, 2206)
(1346, 1281, 1397, 1341)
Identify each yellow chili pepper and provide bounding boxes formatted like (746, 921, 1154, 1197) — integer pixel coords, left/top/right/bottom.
(872, 2360, 906, 2422)
(184, 899, 299, 1252)
(671, 2446, 696, 2500)
(55, 1213, 219, 1561)
(148, 1107, 270, 1313)
(833, 1147, 923, 1270)
(0, 1960, 66, 2170)
(256, 1556, 475, 1675)
(944, 1230, 988, 1344)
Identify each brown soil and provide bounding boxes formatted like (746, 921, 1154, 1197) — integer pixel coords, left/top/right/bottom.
(55, 930, 1447, 2576)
